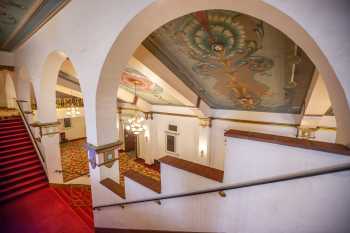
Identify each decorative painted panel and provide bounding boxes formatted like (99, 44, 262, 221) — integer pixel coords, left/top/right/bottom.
(143, 10, 314, 113)
(119, 67, 184, 106)
(0, 0, 69, 51)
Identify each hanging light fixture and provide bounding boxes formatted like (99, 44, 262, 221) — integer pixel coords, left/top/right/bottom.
(124, 83, 146, 135)
(65, 98, 80, 117)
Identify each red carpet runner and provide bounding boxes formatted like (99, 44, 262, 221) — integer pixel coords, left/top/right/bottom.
(0, 187, 94, 233)
(0, 116, 48, 203)
(52, 184, 94, 228)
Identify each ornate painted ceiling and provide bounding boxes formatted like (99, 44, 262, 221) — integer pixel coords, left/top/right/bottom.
(0, 0, 69, 51)
(143, 10, 315, 113)
(119, 67, 184, 106)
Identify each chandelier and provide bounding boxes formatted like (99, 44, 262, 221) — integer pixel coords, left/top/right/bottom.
(66, 105, 80, 117)
(124, 83, 146, 135)
(124, 111, 146, 135)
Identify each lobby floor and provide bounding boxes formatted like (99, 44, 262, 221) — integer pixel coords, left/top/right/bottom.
(60, 139, 160, 184)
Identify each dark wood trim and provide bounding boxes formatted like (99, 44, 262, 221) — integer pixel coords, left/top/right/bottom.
(152, 111, 197, 118)
(196, 96, 201, 108)
(159, 156, 224, 182)
(0, 65, 14, 71)
(317, 126, 336, 131)
(224, 129, 350, 156)
(100, 178, 125, 199)
(50, 183, 90, 188)
(30, 121, 60, 127)
(211, 117, 298, 128)
(93, 163, 350, 210)
(124, 170, 161, 193)
(118, 108, 314, 129)
(95, 228, 218, 233)
(86, 140, 123, 153)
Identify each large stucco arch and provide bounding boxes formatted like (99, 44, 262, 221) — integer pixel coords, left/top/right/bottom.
(38, 51, 68, 122)
(96, 0, 350, 146)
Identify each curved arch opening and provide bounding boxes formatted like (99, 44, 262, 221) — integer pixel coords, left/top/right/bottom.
(96, 0, 349, 148)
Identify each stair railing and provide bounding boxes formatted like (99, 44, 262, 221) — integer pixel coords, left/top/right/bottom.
(93, 162, 350, 210)
(15, 100, 48, 177)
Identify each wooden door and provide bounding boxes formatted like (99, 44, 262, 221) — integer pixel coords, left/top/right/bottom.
(124, 129, 136, 152)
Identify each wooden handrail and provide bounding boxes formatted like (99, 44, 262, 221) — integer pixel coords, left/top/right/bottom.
(224, 129, 350, 156)
(93, 162, 350, 210)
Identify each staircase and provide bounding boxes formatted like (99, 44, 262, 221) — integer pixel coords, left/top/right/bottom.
(0, 116, 48, 203)
(52, 184, 94, 228)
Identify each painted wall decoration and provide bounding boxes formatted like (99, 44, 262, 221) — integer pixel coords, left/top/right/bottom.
(143, 10, 315, 113)
(119, 67, 184, 106)
(0, 0, 69, 51)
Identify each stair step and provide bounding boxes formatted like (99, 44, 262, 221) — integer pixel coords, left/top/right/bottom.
(0, 149, 36, 162)
(0, 154, 37, 168)
(0, 125, 25, 131)
(53, 187, 93, 228)
(0, 175, 47, 195)
(0, 118, 21, 124)
(0, 122, 23, 129)
(0, 140, 32, 150)
(0, 144, 34, 156)
(0, 164, 43, 181)
(0, 136, 29, 145)
(0, 132, 28, 140)
(0, 169, 45, 188)
(124, 170, 161, 193)
(73, 206, 93, 227)
(0, 128, 27, 136)
(0, 159, 40, 174)
(0, 181, 48, 203)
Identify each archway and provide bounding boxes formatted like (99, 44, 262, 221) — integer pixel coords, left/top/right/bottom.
(37, 51, 92, 184)
(96, 0, 350, 146)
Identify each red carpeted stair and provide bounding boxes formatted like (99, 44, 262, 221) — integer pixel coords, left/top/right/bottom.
(0, 116, 48, 203)
(52, 184, 94, 229)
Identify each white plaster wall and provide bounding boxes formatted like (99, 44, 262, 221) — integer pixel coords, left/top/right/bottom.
(94, 137, 350, 232)
(138, 112, 201, 165)
(210, 119, 297, 170)
(0, 72, 7, 107)
(58, 116, 86, 141)
(5, 73, 17, 108)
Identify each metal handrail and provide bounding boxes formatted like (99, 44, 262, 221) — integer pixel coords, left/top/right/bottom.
(16, 100, 48, 176)
(55, 169, 90, 178)
(93, 162, 350, 210)
(54, 158, 119, 179)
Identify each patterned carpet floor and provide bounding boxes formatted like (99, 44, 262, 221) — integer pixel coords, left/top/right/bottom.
(60, 139, 90, 182)
(60, 139, 160, 184)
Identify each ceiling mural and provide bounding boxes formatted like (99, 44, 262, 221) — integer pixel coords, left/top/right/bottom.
(143, 10, 315, 113)
(119, 67, 184, 106)
(0, 0, 69, 51)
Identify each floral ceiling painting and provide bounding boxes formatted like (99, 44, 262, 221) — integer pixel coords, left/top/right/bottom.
(0, 0, 69, 51)
(119, 67, 184, 106)
(143, 10, 315, 113)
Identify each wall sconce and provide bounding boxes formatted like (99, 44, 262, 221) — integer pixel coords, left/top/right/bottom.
(200, 149, 205, 158)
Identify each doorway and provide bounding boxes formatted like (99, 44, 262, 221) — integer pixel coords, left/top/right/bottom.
(124, 129, 137, 157)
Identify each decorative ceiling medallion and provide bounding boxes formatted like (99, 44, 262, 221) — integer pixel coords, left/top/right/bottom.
(144, 10, 314, 113)
(119, 68, 185, 106)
